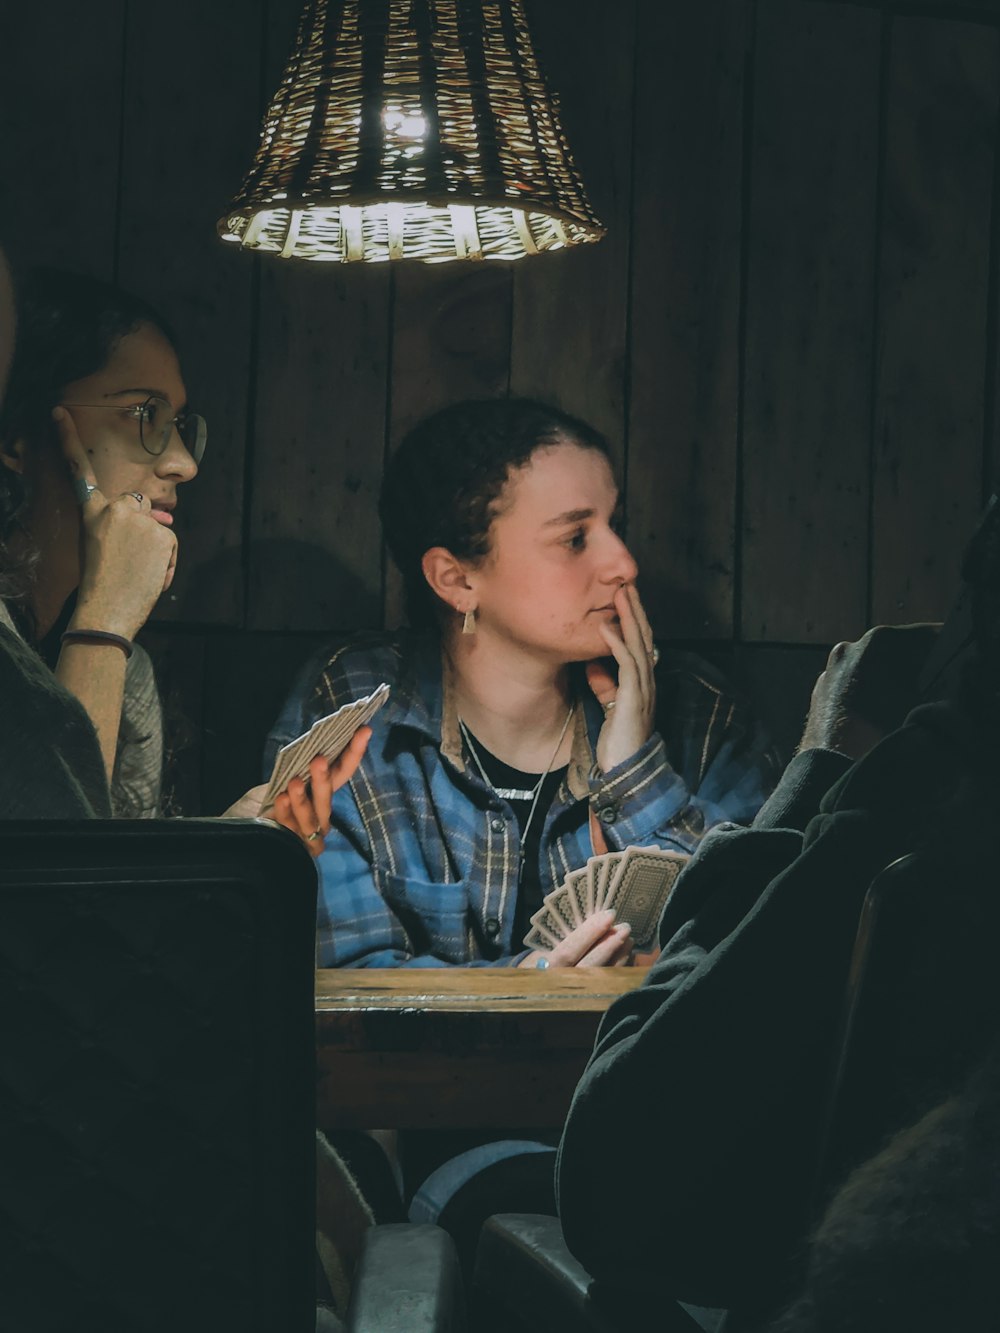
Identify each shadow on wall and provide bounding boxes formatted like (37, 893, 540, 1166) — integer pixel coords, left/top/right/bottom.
(734, 645, 829, 767)
(637, 569, 729, 642)
(175, 537, 383, 635)
(639, 573, 829, 768)
(150, 539, 383, 816)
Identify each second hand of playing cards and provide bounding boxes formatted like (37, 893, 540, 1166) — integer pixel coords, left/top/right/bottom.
(261, 683, 390, 814)
(524, 845, 690, 956)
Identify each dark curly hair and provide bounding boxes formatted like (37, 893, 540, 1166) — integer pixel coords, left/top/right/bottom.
(379, 397, 613, 628)
(0, 267, 175, 607)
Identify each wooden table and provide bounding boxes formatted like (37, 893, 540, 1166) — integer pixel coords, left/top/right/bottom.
(315, 968, 646, 1130)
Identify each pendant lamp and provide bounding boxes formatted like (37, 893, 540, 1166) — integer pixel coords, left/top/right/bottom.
(218, 0, 606, 263)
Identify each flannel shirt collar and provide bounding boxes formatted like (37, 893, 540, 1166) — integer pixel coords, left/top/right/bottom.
(381, 631, 601, 799)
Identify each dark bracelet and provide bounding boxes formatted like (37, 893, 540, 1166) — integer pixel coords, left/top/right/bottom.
(61, 629, 134, 660)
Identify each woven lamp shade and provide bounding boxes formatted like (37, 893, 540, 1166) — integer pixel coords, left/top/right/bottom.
(218, 0, 605, 263)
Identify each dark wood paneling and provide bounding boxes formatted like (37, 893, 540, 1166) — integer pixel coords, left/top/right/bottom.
(736, 643, 831, 763)
(509, 0, 635, 466)
(245, 0, 391, 634)
(872, 15, 1000, 622)
(119, 0, 264, 628)
(200, 630, 331, 815)
(383, 263, 513, 626)
(248, 263, 390, 632)
(627, 0, 747, 640)
(0, 0, 125, 276)
(6, 0, 1000, 799)
(742, 0, 881, 643)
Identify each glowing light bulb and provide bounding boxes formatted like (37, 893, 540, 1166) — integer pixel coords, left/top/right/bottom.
(383, 107, 426, 140)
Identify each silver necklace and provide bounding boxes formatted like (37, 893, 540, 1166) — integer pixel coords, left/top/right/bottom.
(459, 707, 574, 861)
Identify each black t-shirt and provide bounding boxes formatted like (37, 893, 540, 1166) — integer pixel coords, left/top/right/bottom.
(465, 733, 568, 951)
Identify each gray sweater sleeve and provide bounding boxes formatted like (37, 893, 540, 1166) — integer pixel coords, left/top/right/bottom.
(111, 643, 164, 818)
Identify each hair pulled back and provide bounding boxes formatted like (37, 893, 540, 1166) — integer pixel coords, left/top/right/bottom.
(0, 267, 174, 597)
(379, 397, 612, 628)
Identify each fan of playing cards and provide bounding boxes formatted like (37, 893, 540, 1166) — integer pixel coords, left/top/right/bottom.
(524, 846, 690, 954)
(260, 683, 390, 813)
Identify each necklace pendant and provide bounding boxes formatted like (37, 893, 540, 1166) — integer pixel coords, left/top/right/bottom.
(493, 785, 538, 802)
(459, 708, 574, 874)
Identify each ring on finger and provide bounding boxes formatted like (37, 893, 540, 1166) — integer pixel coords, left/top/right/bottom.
(603, 700, 617, 714)
(72, 478, 98, 506)
(306, 828, 323, 842)
(650, 647, 660, 666)
(126, 491, 145, 505)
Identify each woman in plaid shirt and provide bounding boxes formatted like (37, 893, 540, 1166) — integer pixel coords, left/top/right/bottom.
(269, 398, 779, 970)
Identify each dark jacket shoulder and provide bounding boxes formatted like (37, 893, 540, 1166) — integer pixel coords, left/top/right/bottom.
(0, 622, 111, 818)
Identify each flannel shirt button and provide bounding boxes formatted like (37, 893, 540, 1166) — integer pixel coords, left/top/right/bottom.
(490, 817, 505, 833)
(598, 805, 618, 825)
(485, 916, 500, 937)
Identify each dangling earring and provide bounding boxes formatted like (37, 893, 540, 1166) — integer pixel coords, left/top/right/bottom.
(462, 608, 477, 636)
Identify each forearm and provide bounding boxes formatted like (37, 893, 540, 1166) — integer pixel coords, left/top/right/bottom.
(54, 640, 128, 779)
(589, 732, 752, 852)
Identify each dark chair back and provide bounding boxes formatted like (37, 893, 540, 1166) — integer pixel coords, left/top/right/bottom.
(811, 848, 995, 1216)
(811, 853, 922, 1204)
(0, 818, 318, 1333)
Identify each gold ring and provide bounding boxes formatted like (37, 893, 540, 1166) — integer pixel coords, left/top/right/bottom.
(306, 829, 323, 842)
(651, 647, 660, 666)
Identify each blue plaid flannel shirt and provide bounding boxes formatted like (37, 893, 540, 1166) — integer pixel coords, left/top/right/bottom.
(265, 631, 779, 968)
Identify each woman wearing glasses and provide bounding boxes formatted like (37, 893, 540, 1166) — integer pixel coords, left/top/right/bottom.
(0, 266, 363, 829)
(0, 268, 199, 816)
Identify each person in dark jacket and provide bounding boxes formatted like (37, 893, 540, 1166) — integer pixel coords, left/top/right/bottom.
(0, 251, 115, 818)
(557, 497, 1000, 1328)
(0, 261, 363, 834)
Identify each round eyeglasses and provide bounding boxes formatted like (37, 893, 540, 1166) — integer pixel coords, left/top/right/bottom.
(61, 395, 207, 464)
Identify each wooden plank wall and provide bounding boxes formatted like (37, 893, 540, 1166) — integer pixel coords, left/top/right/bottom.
(2, 0, 999, 813)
